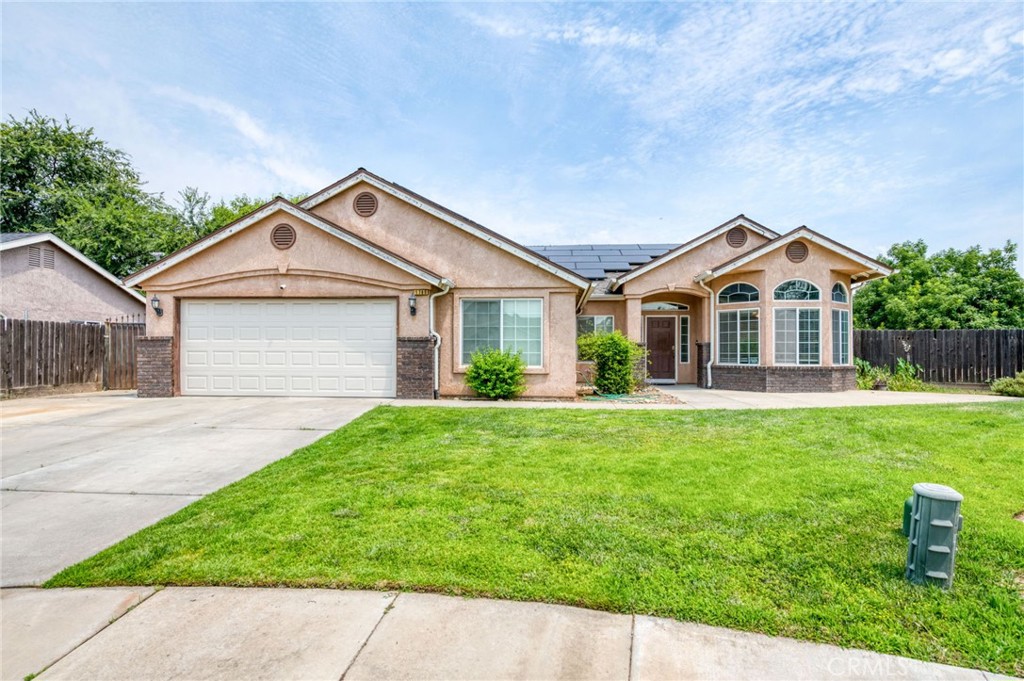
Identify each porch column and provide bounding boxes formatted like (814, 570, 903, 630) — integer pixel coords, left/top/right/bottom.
(624, 297, 643, 341)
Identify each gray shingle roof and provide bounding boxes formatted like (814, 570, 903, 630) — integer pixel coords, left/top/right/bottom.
(0, 232, 43, 243)
(529, 244, 679, 281)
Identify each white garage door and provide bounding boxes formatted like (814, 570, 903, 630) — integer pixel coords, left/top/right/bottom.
(180, 299, 396, 397)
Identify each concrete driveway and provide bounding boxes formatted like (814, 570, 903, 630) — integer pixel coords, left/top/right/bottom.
(0, 392, 382, 586)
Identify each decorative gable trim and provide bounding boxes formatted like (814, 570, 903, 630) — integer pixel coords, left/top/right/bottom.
(300, 168, 591, 289)
(124, 199, 448, 289)
(1, 233, 146, 303)
(698, 227, 894, 282)
(611, 215, 779, 289)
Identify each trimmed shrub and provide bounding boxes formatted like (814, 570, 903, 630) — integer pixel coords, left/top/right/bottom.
(991, 373, 1024, 397)
(578, 331, 646, 395)
(465, 348, 526, 399)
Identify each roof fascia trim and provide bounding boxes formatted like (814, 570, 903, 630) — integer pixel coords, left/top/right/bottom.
(700, 228, 895, 280)
(612, 216, 780, 289)
(125, 200, 445, 288)
(300, 172, 590, 289)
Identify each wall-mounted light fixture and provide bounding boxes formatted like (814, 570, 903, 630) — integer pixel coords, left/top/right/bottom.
(408, 293, 417, 316)
(151, 295, 164, 317)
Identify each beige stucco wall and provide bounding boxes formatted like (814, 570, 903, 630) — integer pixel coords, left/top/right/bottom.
(707, 240, 860, 368)
(1, 245, 144, 322)
(133, 190, 585, 398)
(139, 210, 433, 340)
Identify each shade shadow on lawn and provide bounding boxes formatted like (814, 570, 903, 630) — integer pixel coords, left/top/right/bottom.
(47, 403, 1024, 675)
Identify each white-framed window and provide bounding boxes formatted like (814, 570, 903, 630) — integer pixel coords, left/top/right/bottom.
(774, 279, 820, 301)
(832, 282, 848, 303)
(679, 315, 690, 363)
(832, 309, 850, 365)
(576, 315, 614, 359)
(775, 308, 821, 365)
(718, 283, 759, 304)
(462, 298, 543, 367)
(718, 309, 759, 365)
(576, 315, 614, 337)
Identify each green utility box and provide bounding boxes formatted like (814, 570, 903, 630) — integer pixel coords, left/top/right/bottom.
(905, 483, 963, 589)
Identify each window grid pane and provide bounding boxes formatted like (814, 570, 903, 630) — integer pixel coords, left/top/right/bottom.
(462, 300, 500, 364)
(775, 309, 798, 364)
(798, 309, 820, 365)
(774, 280, 821, 301)
(831, 283, 848, 303)
(718, 311, 738, 364)
(679, 317, 690, 363)
(832, 309, 850, 364)
(738, 311, 759, 365)
(503, 299, 542, 367)
(718, 283, 760, 304)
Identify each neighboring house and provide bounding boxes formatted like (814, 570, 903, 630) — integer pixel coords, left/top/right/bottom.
(0, 232, 146, 323)
(125, 168, 891, 399)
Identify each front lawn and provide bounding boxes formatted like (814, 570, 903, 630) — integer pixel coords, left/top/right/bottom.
(49, 404, 1024, 675)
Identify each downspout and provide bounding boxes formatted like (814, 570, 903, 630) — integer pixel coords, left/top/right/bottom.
(429, 279, 454, 400)
(576, 282, 597, 314)
(696, 273, 714, 389)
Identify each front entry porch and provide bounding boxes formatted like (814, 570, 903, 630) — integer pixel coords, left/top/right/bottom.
(637, 291, 705, 385)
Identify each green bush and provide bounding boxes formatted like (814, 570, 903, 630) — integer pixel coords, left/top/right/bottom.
(854, 357, 928, 392)
(464, 348, 526, 399)
(991, 373, 1024, 397)
(578, 331, 646, 395)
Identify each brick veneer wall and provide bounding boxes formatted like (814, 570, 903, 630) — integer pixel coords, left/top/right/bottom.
(397, 336, 434, 398)
(711, 365, 856, 392)
(137, 336, 174, 398)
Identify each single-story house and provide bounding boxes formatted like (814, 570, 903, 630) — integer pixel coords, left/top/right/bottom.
(125, 168, 892, 398)
(1, 232, 146, 323)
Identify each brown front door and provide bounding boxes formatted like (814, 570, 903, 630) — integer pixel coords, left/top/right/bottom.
(646, 317, 675, 381)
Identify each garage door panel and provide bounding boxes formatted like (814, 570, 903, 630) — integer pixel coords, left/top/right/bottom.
(181, 299, 396, 397)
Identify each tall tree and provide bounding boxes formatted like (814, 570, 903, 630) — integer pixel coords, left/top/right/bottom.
(854, 240, 1024, 329)
(1, 111, 178, 277)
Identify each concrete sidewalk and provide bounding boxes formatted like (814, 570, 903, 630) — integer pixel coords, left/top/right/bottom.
(397, 385, 1012, 410)
(2, 587, 1011, 681)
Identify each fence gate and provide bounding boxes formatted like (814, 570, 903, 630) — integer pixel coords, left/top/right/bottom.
(103, 322, 146, 390)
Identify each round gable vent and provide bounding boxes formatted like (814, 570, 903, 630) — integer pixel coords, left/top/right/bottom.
(786, 240, 809, 263)
(271, 223, 296, 250)
(726, 226, 747, 248)
(353, 192, 378, 217)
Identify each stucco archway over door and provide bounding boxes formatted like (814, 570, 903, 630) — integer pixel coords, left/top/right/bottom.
(180, 299, 396, 397)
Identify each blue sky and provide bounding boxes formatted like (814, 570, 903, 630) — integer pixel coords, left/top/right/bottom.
(3, 2, 1022, 267)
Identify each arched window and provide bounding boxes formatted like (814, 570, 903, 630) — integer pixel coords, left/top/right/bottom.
(831, 283, 848, 303)
(718, 283, 759, 304)
(774, 280, 820, 301)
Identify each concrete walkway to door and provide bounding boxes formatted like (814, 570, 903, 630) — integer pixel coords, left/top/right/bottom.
(0, 392, 381, 586)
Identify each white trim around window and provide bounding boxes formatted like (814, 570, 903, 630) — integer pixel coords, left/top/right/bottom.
(576, 315, 614, 336)
(717, 282, 760, 305)
(773, 279, 821, 301)
(774, 307, 822, 365)
(717, 308, 759, 365)
(679, 315, 690, 364)
(831, 282, 849, 303)
(460, 298, 544, 368)
(832, 308, 851, 365)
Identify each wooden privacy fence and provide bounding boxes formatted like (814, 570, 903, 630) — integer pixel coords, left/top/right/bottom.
(0, 319, 146, 397)
(854, 329, 1024, 384)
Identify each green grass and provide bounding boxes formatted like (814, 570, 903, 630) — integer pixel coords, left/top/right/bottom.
(48, 404, 1024, 675)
